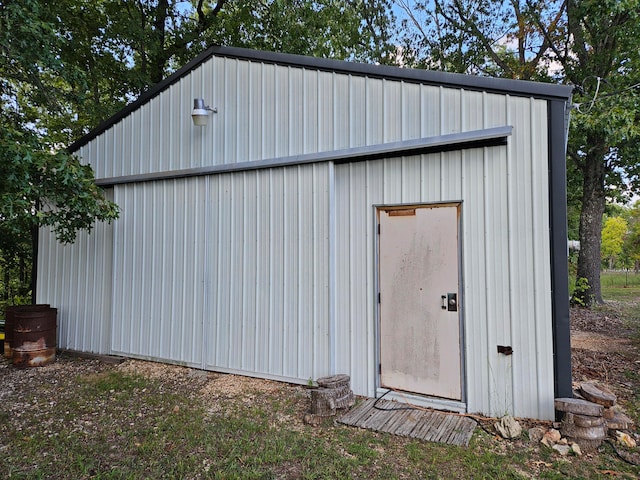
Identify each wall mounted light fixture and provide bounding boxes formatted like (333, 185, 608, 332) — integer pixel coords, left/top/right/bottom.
(191, 98, 218, 126)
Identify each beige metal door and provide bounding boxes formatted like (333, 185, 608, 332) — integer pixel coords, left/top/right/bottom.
(378, 205, 462, 400)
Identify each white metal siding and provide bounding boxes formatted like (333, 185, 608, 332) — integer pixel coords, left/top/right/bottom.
(37, 216, 113, 354)
(106, 164, 329, 382)
(203, 164, 330, 380)
(334, 92, 554, 420)
(110, 178, 207, 365)
(80, 59, 509, 181)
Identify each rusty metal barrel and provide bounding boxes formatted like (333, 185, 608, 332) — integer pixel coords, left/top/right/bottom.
(4, 304, 51, 358)
(11, 306, 57, 368)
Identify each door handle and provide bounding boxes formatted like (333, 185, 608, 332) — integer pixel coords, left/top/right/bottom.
(441, 295, 447, 310)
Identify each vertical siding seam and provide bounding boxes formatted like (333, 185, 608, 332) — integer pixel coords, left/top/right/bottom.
(369, 161, 377, 396)
(328, 161, 337, 375)
(156, 183, 164, 356)
(505, 95, 520, 415)
(332, 73, 337, 150)
(282, 169, 289, 375)
(311, 165, 318, 376)
(202, 176, 211, 370)
(296, 167, 302, 378)
(382, 79, 387, 143)
(229, 175, 236, 368)
(531, 97, 541, 417)
(348, 164, 355, 379)
(215, 177, 224, 366)
(171, 184, 179, 359)
(268, 169, 274, 373)
(237, 59, 243, 163)
(240, 172, 247, 370)
(253, 170, 258, 372)
(302, 69, 307, 154)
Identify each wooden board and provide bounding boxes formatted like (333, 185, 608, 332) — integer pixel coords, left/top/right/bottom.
(338, 398, 475, 447)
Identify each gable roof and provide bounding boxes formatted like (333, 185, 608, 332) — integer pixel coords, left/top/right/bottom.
(68, 45, 572, 153)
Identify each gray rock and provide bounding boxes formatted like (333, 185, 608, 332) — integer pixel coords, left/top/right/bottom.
(494, 415, 522, 439)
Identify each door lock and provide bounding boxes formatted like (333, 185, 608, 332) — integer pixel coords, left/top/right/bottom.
(447, 293, 457, 312)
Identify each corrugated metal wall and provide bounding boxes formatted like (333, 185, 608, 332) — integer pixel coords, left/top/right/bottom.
(334, 92, 554, 420)
(41, 52, 556, 420)
(38, 209, 113, 354)
(108, 164, 329, 381)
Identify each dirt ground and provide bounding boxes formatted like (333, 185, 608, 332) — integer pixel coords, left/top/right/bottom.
(570, 302, 640, 405)
(1, 303, 638, 478)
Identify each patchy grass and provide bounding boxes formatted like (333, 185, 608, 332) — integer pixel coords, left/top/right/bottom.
(2, 281, 640, 479)
(600, 273, 640, 340)
(1, 356, 639, 479)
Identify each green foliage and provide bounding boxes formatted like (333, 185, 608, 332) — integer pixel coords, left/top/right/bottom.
(208, 0, 397, 64)
(0, 0, 120, 301)
(571, 277, 591, 307)
(624, 204, 640, 271)
(601, 216, 629, 269)
(0, 123, 119, 245)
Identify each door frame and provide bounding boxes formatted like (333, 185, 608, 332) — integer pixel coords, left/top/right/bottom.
(373, 201, 467, 411)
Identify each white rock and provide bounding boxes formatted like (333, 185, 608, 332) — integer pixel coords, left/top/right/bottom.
(552, 444, 572, 456)
(494, 415, 522, 439)
(615, 431, 637, 448)
(571, 443, 582, 456)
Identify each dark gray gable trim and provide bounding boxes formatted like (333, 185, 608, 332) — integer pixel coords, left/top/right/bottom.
(216, 46, 573, 100)
(69, 45, 571, 153)
(95, 126, 512, 187)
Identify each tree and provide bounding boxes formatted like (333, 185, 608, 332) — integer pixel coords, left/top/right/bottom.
(601, 216, 628, 269)
(623, 202, 640, 272)
(0, 0, 119, 302)
(397, 0, 640, 306)
(207, 0, 396, 64)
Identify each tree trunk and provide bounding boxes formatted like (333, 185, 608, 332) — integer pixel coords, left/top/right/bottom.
(574, 140, 607, 306)
(149, 0, 169, 85)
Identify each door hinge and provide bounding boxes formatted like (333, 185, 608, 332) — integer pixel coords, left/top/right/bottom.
(377, 223, 380, 235)
(379, 364, 382, 375)
(377, 292, 381, 304)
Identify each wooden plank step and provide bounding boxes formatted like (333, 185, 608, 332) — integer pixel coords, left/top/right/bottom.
(338, 398, 475, 446)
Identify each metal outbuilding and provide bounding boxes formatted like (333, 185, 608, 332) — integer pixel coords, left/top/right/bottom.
(38, 46, 572, 420)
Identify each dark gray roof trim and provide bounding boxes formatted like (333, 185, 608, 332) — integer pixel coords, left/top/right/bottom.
(95, 125, 512, 187)
(70, 45, 570, 153)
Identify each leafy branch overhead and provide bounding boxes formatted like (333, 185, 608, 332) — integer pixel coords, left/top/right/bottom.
(1, 0, 119, 250)
(0, 123, 119, 245)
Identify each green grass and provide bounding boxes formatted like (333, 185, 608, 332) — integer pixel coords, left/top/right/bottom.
(601, 271, 640, 297)
(568, 270, 640, 301)
(2, 364, 639, 480)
